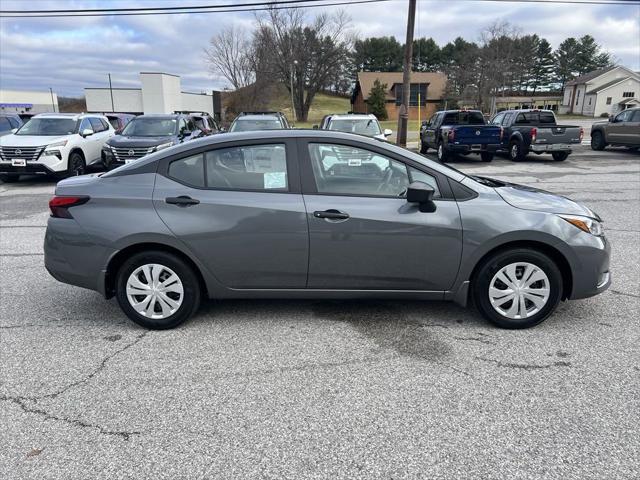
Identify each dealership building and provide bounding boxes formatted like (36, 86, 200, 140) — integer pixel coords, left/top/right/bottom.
(85, 72, 221, 118)
(0, 89, 59, 114)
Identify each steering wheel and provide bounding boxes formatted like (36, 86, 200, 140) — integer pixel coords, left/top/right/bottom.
(376, 167, 394, 193)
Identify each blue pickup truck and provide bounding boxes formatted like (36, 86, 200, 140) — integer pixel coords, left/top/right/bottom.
(420, 110, 502, 162)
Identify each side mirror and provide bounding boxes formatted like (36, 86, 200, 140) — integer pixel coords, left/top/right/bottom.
(383, 128, 392, 137)
(114, 129, 122, 135)
(81, 128, 94, 137)
(407, 181, 436, 212)
(608, 116, 614, 123)
(312, 124, 319, 130)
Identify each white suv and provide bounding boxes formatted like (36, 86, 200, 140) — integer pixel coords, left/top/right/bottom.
(319, 113, 392, 141)
(0, 113, 114, 182)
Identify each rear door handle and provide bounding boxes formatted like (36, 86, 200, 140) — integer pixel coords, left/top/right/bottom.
(165, 196, 200, 207)
(313, 209, 349, 220)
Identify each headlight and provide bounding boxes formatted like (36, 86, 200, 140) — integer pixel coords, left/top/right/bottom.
(102, 144, 113, 151)
(45, 140, 68, 150)
(559, 215, 604, 236)
(154, 142, 173, 152)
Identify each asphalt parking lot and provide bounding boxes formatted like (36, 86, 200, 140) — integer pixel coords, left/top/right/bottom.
(1, 145, 638, 479)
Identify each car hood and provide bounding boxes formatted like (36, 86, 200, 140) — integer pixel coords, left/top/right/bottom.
(476, 176, 598, 219)
(107, 135, 175, 148)
(0, 134, 70, 147)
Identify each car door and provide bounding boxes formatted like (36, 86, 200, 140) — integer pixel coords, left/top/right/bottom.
(89, 118, 113, 162)
(607, 109, 634, 144)
(423, 113, 440, 147)
(629, 110, 640, 146)
(78, 118, 101, 163)
(300, 139, 463, 291)
(153, 139, 308, 289)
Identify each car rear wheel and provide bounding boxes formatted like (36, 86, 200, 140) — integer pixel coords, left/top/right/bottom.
(480, 152, 494, 162)
(509, 140, 525, 161)
(590, 131, 606, 151)
(116, 251, 201, 329)
(437, 140, 449, 162)
(0, 174, 20, 183)
(552, 151, 569, 161)
(473, 249, 563, 329)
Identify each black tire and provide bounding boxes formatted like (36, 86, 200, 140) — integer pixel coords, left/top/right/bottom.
(116, 251, 201, 329)
(590, 131, 606, 151)
(480, 152, 494, 162)
(552, 151, 569, 161)
(419, 140, 428, 154)
(436, 140, 449, 162)
(472, 248, 563, 329)
(57, 151, 86, 179)
(508, 139, 526, 161)
(0, 174, 20, 183)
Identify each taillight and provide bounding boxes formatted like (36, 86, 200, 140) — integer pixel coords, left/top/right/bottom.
(530, 127, 537, 143)
(448, 129, 455, 142)
(579, 127, 584, 142)
(500, 126, 504, 141)
(49, 196, 90, 219)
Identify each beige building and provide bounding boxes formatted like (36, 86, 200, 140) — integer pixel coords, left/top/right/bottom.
(351, 71, 447, 121)
(0, 89, 59, 114)
(85, 72, 221, 118)
(561, 66, 639, 117)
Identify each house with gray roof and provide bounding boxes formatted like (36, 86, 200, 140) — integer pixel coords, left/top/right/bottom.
(560, 66, 639, 117)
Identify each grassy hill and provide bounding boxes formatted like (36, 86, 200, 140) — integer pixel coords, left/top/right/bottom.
(267, 86, 351, 127)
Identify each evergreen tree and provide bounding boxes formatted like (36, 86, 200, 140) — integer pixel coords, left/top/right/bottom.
(531, 38, 555, 92)
(352, 37, 403, 72)
(411, 38, 441, 72)
(367, 80, 388, 120)
(555, 37, 580, 86)
(575, 35, 613, 74)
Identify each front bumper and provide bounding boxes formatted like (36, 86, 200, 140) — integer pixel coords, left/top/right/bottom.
(567, 234, 611, 300)
(0, 161, 55, 175)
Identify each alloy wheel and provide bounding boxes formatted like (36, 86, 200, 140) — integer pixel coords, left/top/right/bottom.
(126, 263, 184, 319)
(488, 262, 550, 320)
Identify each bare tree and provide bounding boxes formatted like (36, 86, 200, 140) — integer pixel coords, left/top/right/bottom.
(204, 25, 255, 89)
(255, 7, 353, 121)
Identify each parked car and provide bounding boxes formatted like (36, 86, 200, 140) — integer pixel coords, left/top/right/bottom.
(590, 107, 640, 151)
(105, 113, 135, 132)
(0, 112, 114, 182)
(0, 113, 23, 137)
(102, 114, 198, 169)
(228, 111, 290, 132)
(44, 130, 610, 330)
(490, 109, 583, 161)
(186, 112, 220, 137)
(420, 110, 502, 162)
(318, 113, 392, 141)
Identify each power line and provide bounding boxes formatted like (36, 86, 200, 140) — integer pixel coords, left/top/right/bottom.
(0, 0, 392, 18)
(1, 0, 636, 18)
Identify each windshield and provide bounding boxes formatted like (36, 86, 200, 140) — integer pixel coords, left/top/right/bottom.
(230, 119, 283, 132)
(16, 118, 78, 136)
(122, 118, 177, 137)
(329, 119, 382, 136)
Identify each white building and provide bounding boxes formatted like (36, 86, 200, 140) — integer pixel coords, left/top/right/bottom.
(560, 66, 640, 117)
(0, 89, 59, 114)
(85, 72, 221, 118)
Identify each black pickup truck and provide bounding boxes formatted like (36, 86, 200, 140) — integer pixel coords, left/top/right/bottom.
(490, 109, 583, 161)
(420, 110, 502, 162)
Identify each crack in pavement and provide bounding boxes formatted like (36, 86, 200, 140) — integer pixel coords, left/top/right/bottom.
(1, 395, 140, 440)
(0, 331, 149, 440)
(453, 335, 495, 345)
(476, 356, 572, 371)
(609, 290, 640, 299)
(0, 253, 44, 257)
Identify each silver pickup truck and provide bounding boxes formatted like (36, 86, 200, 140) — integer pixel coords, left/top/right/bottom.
(490, 109, 583, 161)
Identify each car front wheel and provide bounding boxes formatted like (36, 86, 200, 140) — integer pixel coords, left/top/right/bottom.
(473, 249, 563, 329)
(116, 251, 201, 329)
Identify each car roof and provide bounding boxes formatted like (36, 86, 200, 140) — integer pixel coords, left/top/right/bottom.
(234, 115, 281, 120)
(131, 114, 183, 119)
(328, 114, 377, 120)
(112, 129, 466, 183)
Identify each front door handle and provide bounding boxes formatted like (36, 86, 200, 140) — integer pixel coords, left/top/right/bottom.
(166, 196, 200, 207)
(313, 209, 349, 220)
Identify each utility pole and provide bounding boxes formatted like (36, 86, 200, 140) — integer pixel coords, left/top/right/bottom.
(108, 73, 115, 112)
(49, 87, 56, 112)
(396, 0, 416, 147)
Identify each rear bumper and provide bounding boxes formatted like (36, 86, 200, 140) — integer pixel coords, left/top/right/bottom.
(44, 217, 115, 296)
(530, 143, 578, 153)
(448, 144, 500, 154)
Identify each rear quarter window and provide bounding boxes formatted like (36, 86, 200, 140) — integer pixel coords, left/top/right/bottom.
(168, 154, 205, 187)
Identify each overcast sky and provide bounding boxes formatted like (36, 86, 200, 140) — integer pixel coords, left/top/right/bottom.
(0, 0, 638, 97)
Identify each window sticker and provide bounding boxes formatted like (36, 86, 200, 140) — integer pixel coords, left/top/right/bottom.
(264, 171, 287, 189)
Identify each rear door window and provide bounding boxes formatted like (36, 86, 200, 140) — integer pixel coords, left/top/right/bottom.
(168, 154, 205, 188)
(89, 118, 105, 132)
(205, 144, 288, 191)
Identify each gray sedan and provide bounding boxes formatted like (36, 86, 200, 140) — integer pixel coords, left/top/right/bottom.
(44, 130, 611, 329)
